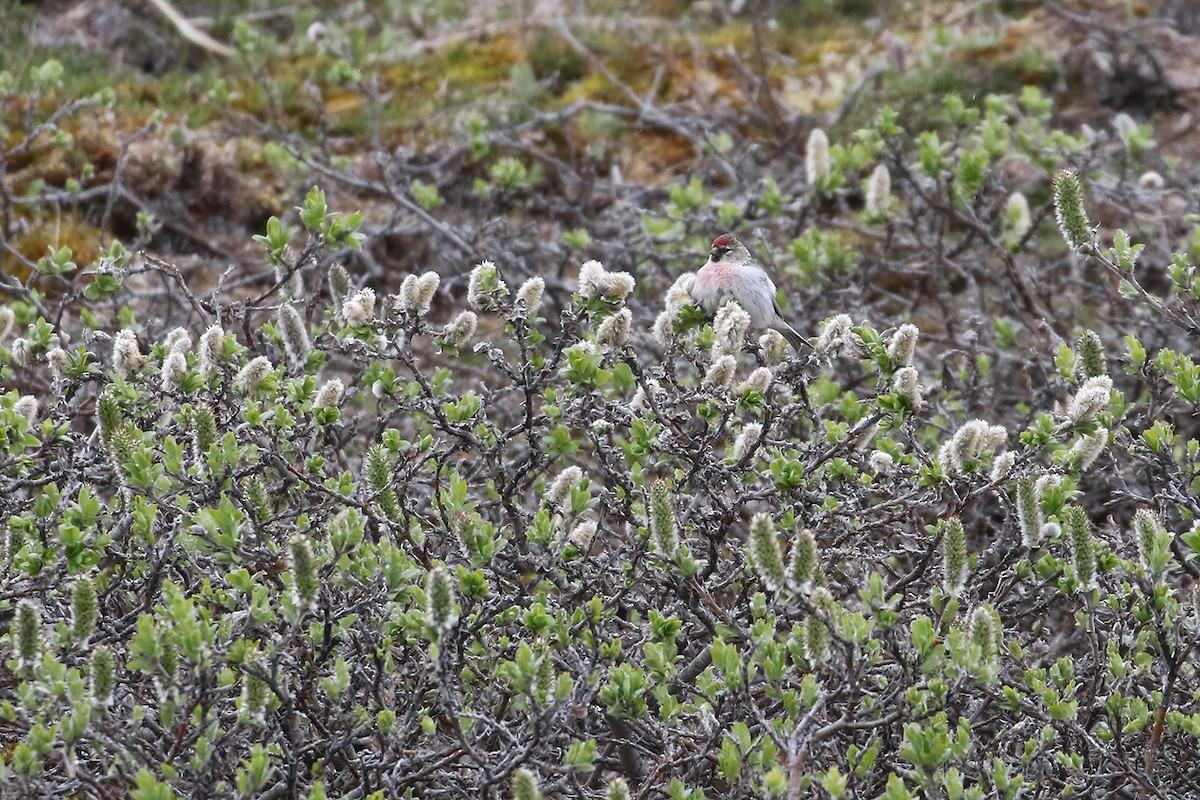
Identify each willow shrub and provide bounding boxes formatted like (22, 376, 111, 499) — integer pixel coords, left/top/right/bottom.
(4, 95, 1200, 800)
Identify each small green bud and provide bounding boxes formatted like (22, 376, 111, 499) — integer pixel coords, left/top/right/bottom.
(243, 475, 270, 521)
(648, 480, 679, 562)
(1064, 505, 1097, 591)
(942, 517, 968, 598)
(1015, 476, 1043, 548)
(426, 565, 459, 636)
(290, 537, 319, 611)
(72, 576, 98, 642)
(240, 669, 269, 724)
(90, 645, 116, 707)
(1133, 509, 1171, 579)
(15, 600, 41, 670)
(804, 615, 829, 666)
(604, 777, 631, 800)
(511, 768, 542, 800)
(6, 521, 25, 562)
(378, 489, 401, 520)
(805, 587, 838, 666)
(365, 445, 393, 492)
(789, 528, 818, 592)
(970, 604, 1000, 663)
(97, 390, 121, 442)
(1075, 330, 1106, 378)
(158, 636, 178, 681)
(1053, 170, 1092, 250)
(192, 404, 217, 455)
(748, 513, 786, 592)
(108, 426, 140, 474)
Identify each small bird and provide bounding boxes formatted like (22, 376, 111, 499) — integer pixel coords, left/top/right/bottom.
(691, 233, 809, 351)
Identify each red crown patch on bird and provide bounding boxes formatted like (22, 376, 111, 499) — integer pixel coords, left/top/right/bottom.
(711, 233, 736, 248)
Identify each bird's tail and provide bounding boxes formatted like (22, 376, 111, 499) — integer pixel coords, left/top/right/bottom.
(772, 321, 812, 353)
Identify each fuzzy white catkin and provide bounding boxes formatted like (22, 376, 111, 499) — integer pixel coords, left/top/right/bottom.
(865, 164, 891, 218)
(342, 288, 376, 328)
(730, 423, 762, 462)
(164, 327, 192, 353)
(941, 420, 984, 475)
(1035, 473, 1061, 498)
(399, 274, 421, 313)
(759, 330, 788, 366)
(597, 308, 632, 347)
(806, 128, 831, 187)
(986, 424, 1008, 452)
(399, 272, 440, 316)
(630, 379, 662, 413)
(568, 520, 599, 550)
(46, 347, 70, 380)
(665, 273, 696, 311)
(198, 325, 224, 379)
(10, 338, 32, 368)
(314, 379, 345, 408)
(853, 422, 879, 452)
(235, 356, 274, 394)
(738, 367, 773, 395)
(516, 276, 545, 312)
(869, 450, 894, 474)
(0, 306, 14, 341)
(161, 351, 188, 391)
(652, 272, 700, 347)
(112, 330, 143, 377)
(1006, 192, 1032, 240)
(704, 355, 737, 389)
(887, 324, 919, 367)
(443, 311, 478, 348)
(712, 303, 752, 359)
(938, 440, 959, 476)
(13, 396, 37, 425)
(946, 419, 1000, 472)
(651, 309, 678, 347)
(1138, 171, 1164, 189)
(546, 466, 584, 507)
(1112, 112, 1139, 145)
(1074, 427, 1109, 471)
(416, 272, 440, 311)
(816, 314, 854, 355)
(990, 451, 1015, 482)
(278, 305, 312, 368)
(1067, 376, 1113, 424)
(577, 260, 606, 300)
(467, 260, 507, 310)
(893, 366, 922, 409)
(598, 271, 636, 302)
